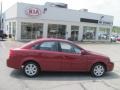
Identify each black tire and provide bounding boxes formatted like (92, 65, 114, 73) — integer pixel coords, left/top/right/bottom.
(90, 63, 106, 77)
(23, 62, 40, 77)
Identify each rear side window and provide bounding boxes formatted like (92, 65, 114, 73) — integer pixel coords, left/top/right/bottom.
(34, 41, 58, 51)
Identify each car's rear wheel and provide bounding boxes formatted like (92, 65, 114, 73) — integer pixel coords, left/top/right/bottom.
(91, 63, 106, 77)
(23, 62, 40, 77)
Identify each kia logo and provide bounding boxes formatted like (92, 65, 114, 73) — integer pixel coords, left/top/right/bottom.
(25, 8, 42, 16)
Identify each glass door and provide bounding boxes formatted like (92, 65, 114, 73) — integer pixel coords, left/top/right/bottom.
(71, 26, 79, 41)
(71, 30, 79, 41)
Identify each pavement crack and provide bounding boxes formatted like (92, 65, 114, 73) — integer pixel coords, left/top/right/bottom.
(15, 76, 31, 90)
(102, 81, 119, 90)
(79, 82, 87, 90)
(40, 82, 86, 90)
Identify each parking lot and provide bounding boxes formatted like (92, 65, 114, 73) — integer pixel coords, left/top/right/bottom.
(0, 40, 120, 90)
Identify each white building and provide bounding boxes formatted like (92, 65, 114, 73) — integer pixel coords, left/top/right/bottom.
(3, 2, 114, 41)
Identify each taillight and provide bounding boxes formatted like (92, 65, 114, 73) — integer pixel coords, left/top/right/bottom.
(9, 49, 15, 58)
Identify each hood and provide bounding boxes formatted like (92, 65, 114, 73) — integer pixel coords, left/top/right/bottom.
(86, 50, 109, 59)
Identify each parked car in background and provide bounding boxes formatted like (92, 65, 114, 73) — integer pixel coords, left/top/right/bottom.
(0, 30, 7, 40)
(116, 37, 120, 41)
(111, 36, 117, 42)
(7, 38, 114, 77)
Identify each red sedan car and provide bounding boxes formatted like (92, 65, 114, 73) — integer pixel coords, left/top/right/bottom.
(116, 37, 120, 41)
(7, 38, 114, 77)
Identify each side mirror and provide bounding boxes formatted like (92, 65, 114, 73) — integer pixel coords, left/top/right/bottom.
(81, 50, 87, 55)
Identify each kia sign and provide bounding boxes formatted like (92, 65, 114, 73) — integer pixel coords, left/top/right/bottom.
(25, 8, 42, 16)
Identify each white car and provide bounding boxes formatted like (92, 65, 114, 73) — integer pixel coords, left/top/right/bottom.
(111, 36, 116, 42)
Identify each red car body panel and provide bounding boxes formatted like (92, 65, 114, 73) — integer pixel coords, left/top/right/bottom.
(7, 38, 114, 72)
(116, 37, 120, 41)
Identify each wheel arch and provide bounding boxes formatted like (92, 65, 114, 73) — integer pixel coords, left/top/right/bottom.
(91, 62, 107, 71)
(21, 60, 41, 69)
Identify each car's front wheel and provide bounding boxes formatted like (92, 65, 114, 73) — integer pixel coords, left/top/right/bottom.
(23, 62, 40, 77)
(91, 63, 106, 77)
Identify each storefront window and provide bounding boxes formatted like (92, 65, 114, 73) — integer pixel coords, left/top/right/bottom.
(21, 22, 43, 39)
(83, 26, 96, 40)
(71, 26, 79, 41)
(48, 24, 66, 39)
(98, 28, 110, 40)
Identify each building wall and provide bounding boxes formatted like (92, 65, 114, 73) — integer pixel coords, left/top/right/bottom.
(15, 2, 113, 23)
(4, 4, 17, 20)
(6, 18, 112, 41)
(4, 2, 114, 41)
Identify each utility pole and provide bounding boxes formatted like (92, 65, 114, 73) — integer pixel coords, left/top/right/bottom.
(0, 1, 2, 30)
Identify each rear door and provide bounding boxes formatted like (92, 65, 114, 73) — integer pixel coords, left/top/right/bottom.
(33, 41, 62, 71)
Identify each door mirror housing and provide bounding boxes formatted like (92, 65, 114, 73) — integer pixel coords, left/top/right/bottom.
(81, 50, 87, 55)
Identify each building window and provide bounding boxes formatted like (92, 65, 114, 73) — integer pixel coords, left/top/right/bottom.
(71, 26, 79, 41)
(12, 22, 16, 37)
(9, 22, 11, 34)
(21, 22, 43, 39)
(7, 25, 8, 31)
(48, 24, 66, 39)
(98, 28, 110, 40)
(83, 26, 96, 40)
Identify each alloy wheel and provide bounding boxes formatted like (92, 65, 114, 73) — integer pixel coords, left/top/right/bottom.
(23, 62, 40, 77)
(91, 64, 105, 77)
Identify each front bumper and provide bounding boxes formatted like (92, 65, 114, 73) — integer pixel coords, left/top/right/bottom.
(107, 62, 114, 71)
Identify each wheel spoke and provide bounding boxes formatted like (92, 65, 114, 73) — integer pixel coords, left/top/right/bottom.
(93, 64, 105, 77)
(24, 63, 38, 76)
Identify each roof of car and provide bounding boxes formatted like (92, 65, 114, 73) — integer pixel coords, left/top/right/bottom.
(21, 38, 74, 48)
(35, 38, 73, 43)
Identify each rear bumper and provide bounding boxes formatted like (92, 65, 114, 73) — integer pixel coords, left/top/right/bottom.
(107, 62, 114, 71)
(7, 58, 21, 69)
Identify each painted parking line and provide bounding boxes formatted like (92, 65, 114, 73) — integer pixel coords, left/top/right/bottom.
(1, 42, 6, 50)
(0, 42, 2, 47)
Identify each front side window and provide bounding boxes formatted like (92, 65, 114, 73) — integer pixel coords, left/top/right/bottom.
(73, 46, 81, 53)
(34, 41, 58, 51)
(60, 42, 74, 53)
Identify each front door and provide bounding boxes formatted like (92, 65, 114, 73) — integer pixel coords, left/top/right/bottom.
(59, 42, 87, 71)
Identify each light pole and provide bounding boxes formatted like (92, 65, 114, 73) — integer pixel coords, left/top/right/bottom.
(0, 1, 2, 30)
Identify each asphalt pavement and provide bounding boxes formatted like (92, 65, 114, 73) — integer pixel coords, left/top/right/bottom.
(0, 39, 120, 90)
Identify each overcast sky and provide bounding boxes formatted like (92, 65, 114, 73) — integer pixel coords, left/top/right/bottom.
(1, 0, 120, 26)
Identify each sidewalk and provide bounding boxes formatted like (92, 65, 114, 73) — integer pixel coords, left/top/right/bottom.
(73, 41, 119, 45)
(5, 38, 120, 46)
(4, 38, 26, 48)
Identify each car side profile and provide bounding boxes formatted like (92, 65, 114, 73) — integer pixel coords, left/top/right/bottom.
(7, 38, 114, 77)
